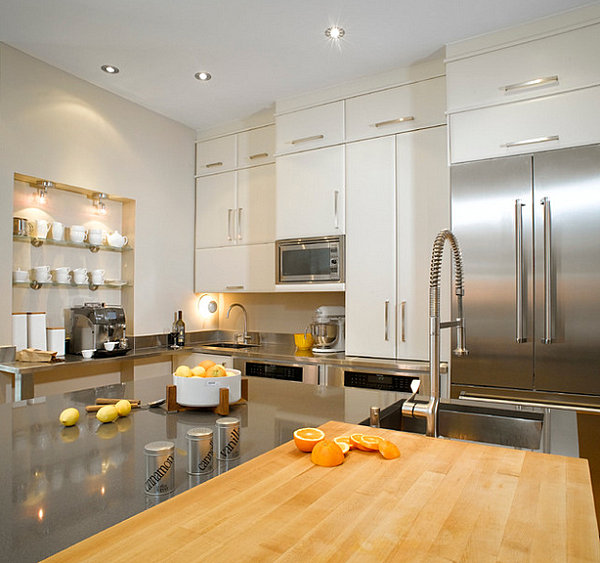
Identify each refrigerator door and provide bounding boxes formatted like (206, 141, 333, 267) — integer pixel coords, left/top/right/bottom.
(533, 145, 600, 395)
(451, 156, 534, 389)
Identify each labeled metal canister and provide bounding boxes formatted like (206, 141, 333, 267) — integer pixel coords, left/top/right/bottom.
(216, 417, 240, 460)
(144, 441, 175, 495)
(186, 427, 214, 475)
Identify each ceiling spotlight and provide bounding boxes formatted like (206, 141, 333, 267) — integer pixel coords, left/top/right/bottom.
(194, 71, 212, 81)
(31, 180, 54, 205)
(101, 65, 120, 74)
(91, 192, 108, 215)
(325, 26, 345, 40)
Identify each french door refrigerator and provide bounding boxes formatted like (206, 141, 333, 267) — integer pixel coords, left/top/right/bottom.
(451, 144, 600, 406)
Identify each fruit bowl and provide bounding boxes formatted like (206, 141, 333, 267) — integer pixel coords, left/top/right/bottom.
(173, 368, 241, 407)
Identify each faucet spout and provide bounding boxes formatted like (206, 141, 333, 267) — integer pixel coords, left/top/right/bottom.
(226, 303, 250, 343)
(402, 229, 468, 437)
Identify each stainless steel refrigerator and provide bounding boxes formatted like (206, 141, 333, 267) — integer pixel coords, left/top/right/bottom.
(450, 144, 600, 407)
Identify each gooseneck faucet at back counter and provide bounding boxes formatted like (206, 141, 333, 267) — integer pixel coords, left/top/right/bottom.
(226, 303, 250, 344)
(402, 229, 468, 437)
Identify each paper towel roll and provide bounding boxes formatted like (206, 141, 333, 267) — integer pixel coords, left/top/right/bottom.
(27, 312, 47, 351)
(12, 313, 27, 352)
(47, 327, 65, 357)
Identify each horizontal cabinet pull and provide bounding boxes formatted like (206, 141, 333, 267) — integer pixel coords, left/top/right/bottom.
(225, 285, 244, 290)
(503, 135, 559, 148)
(290, 134, 324, 145)
(503, 75, 559, 93)
(373, 116, 414, 128)
(205, 161, 223, 168)
(248, 152, 269, 160)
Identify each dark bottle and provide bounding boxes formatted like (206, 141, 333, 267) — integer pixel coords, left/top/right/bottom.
(175, 310, 186, 347)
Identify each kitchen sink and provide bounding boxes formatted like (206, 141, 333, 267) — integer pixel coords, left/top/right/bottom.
(362, 399, 544, 450)
(201, 342, 261, 350)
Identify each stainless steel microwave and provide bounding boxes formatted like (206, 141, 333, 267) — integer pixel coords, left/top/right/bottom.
(276, 236, 344, 284)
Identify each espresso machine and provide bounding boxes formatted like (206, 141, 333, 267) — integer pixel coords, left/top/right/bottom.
(310, 306, 345, 353)
(70, 303, 129, 356)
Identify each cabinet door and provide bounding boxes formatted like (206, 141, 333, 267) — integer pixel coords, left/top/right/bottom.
(237, 125, 275, 167)
(275, 101, 344, 155)
(275, 146, 345, 239)
(195, 135, 236, 176)
(397, 126, 450, 361)
(195, 173, 236, 248)
(236, 164, 275, 245)
(345, 137, 397, 358)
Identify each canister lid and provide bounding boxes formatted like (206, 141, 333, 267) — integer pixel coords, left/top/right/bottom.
(216, 417, 239, 427)
(144, 440, 174, 455)
(186, 427, 213, 440)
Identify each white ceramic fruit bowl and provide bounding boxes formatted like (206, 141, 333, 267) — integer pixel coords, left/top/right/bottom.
(173, 369, 241, 407)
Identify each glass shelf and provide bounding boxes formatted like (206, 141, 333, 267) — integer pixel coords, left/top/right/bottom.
(13, 234, 133, 253)
(13, 281, 131, 290)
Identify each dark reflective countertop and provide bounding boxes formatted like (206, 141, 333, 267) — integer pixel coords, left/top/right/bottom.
(0, 375, 403, 562)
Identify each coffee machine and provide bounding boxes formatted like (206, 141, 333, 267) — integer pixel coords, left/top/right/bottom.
(310, 306, 345, 353)
(70, 303, 128, 356)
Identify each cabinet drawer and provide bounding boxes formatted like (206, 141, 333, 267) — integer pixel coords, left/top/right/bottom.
(447, 24, 600, 112)
(449, 86, 600, 163)
(275, 101, 344, 155)
(345, 77, 446, 142)
(195, 135, 236, 176)
(237, 125, 275, 167)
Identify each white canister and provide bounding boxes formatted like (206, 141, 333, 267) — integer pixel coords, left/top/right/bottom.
(12, 313, 27, 352)
(27, 312, 47, 350)
(47, 327, 66, 357)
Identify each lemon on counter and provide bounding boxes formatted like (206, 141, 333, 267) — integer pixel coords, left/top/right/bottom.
(115, 399, 132, 416)
(59, 407, 80, 427)
(96, 405, 119, 423)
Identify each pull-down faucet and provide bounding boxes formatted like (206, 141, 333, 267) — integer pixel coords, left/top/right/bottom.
(402, 229, 468, 437)
(226, 303, 250, 344)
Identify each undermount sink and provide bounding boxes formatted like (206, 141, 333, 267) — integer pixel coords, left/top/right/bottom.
(202, 342, 261, 349)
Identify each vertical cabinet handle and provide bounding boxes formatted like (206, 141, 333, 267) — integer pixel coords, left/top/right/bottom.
(333, 190, 339, 229)
(237, 208, 243, 240)
(401, 301, 406, 342)
(515, 199, 526, 343)
(384, 300, 389, 341)
(227, 209, 233, 241)
(541, 197, 553, 344)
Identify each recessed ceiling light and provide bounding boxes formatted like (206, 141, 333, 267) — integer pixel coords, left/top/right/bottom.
(194, 72, 212, 81)
(325, 26, 345, 40)
(101, 65, 120, 74)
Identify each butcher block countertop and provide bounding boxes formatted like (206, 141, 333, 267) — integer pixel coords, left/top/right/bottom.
(47, 421, 600, 563)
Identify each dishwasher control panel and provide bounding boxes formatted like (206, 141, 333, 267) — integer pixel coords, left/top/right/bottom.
(344, 371, 414, 392)
(244, 362, 303, 382)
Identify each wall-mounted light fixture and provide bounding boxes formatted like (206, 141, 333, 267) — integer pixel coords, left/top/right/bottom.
(197, 293, 218, 317)
(31, 180, 54, 205)
(91, 192, 108, 215)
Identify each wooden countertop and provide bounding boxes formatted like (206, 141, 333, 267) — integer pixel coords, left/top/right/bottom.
(46, 421, 600, 562)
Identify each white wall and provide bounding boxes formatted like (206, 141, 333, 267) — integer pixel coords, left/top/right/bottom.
(0, 44, 198, 342)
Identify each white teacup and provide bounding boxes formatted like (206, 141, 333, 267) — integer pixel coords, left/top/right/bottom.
(69, 228, 86, 244)
(54, 267, 71, 284)
(91, 269, 105, 285)
(104, 341, 116, 352)
(107, 231, 127, 248)
(51, 221, 64, 241)
(29, 219, 51, 239)
(33, 265, 52, 283)
(72, 267, 87, 285)
(13, 269, 29, 283)
(88, 229, 104, 246)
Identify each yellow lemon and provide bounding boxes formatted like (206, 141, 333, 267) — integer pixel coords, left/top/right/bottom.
(96, 405, 119, 423)
(59, 407, 80, 427)
(115, 399, 132, 416)
(174, 365, 192, 378)
(191, 365, 206, 377)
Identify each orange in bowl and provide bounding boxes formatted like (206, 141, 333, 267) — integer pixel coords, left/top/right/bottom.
(311, 440, 345, 467)
(293, 427, 325, 452)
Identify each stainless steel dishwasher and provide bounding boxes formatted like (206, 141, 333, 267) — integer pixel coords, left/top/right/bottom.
(319, 364, 419, 392)
(233, 358, 319, 384)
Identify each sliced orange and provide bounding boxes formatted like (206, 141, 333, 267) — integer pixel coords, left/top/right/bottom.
(311, 440, 345, 467)
(378, 439, 401, 460)
(359, 434, 384, 451)
(333, 435, 354, 451)
(336, 441, 350, 455)
(350, 433, 371, 452)
(293, 427, 325, 452)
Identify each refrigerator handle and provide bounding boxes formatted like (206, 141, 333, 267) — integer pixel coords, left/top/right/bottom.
(515, 199, 526, 343)
(541, 197, 553, 344)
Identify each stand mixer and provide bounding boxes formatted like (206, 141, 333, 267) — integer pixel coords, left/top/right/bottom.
(309, 306, 345, 353)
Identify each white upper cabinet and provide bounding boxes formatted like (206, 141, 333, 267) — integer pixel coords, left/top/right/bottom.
(275, 101, 344, 155)
(345, 76, 446, 142)
(275, 146, 344, 240)
(237, 125, 275, 167)
(195, 135, 236, 176)
(195, 172, 237, 248)
(447, 23, 600, 112)
(449, 85, 600, 163)
(236, 165, 276, 245)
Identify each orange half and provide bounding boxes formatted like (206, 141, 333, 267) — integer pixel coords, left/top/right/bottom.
(293, 427, 325, 452)
(311, 440, 345, 467)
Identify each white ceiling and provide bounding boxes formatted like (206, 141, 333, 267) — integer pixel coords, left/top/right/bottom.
(0, 1, 594, 131)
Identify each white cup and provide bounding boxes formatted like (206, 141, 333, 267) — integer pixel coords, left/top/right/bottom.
(69, 228, 86, 244)
(104, 341, 116, 352)
(107, 231, 127, 248)
(54, 267, 71, 284)
(72, 268, 87, 284)
(91, 269, 105, 285)
(29, 219, 51, 239)
(13, 269, 29, 283)
(33, 265, 52, 283)
(51, 221, 64, 241)
(88, 229, 104, 246)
